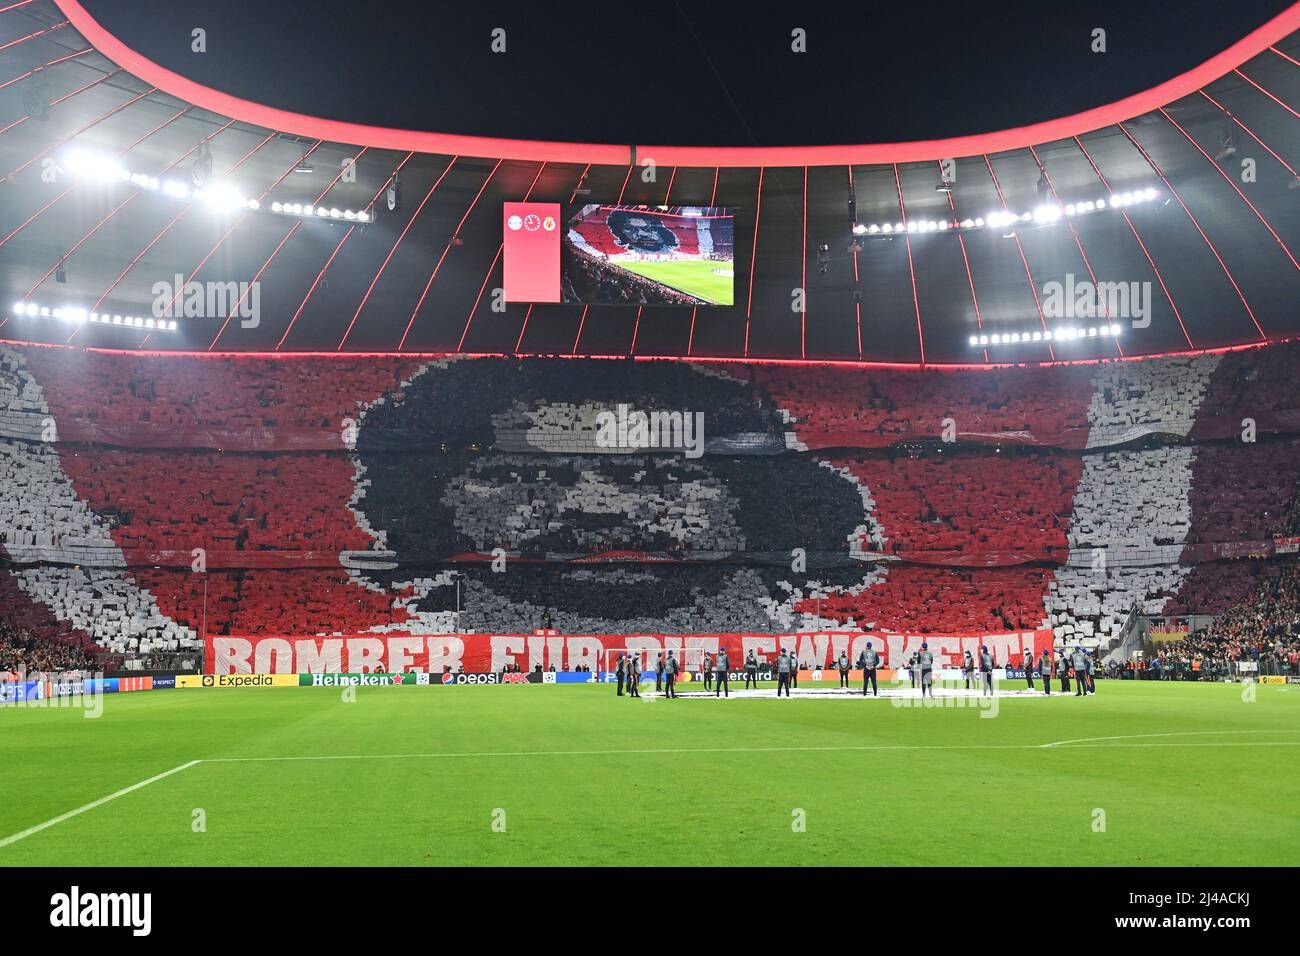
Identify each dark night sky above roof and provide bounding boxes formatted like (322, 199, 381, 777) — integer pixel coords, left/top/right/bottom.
(82, 0, 1294, 147)
(2, 0, 1297, 362)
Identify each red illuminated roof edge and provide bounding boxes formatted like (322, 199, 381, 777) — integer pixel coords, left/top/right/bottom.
(3, 334, 1294, 371)
(53, 0, 1300, 167)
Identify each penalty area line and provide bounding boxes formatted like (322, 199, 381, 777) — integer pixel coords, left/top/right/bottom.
(0, 759, 201, 851)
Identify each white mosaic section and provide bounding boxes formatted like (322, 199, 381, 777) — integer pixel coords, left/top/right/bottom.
(1084, 354, 1220, 448)
(1050, 446, 1196, 645)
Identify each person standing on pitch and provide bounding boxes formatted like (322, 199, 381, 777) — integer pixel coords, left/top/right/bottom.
(615, 652, 626, 696)
(715, 647, 730, 698)
(1071, 646, 1089, 696)
(627, 652, 641, 698)
(1085, 651, 1097, 695)
(703, 651, 713, 691)
(962, 649, 976, 690)
(776, 648, 792, 697)
(979, 644, 994, 696)
(1023, 649, 1035, 691)
(664, 650, 679, 699)
(917, 641, 935, 698)
(1059, 646, 1070, 694)
(1039, 646, 1052, 696)
(745, 650, 758, 689)
(789, 645, 799, 689)
(859, 641, 879, 696)
(837, 651, 850, 688)
(655, 652, 665, 693)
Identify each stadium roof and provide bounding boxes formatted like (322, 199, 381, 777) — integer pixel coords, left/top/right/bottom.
(0, 0, 1298, 364)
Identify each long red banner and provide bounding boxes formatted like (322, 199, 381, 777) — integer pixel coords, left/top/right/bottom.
(206, 630, 1053, 674)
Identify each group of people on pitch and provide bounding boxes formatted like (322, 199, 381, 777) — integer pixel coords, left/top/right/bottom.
(1053, 646, 1098, 696)
(611, 649, 696, 699)
(957, 645, 1096, 696)
(611, 642, 1098, 699)
(613, 648, 766, 699)
(894, 642, 1099, 699)
(912, 642, 996, 697)
(731, 644, 884, 698)
(611, 644, 888, 698)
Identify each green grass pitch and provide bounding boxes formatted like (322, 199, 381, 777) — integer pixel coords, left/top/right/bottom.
(617, 258, 734, 305)
(1, 680, 1296, 866)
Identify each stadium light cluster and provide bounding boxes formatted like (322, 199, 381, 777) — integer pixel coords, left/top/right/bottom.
(8, 300, 179, 332)
(269, 200, 371, 222)
(64, 149, 259, 212)
(853, 188, 1160, 237)
(969, 324, 1123, 347)
(61, 150, 369, 222)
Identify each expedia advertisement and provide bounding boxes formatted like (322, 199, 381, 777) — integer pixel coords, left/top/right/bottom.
(179, 673, 300, 688)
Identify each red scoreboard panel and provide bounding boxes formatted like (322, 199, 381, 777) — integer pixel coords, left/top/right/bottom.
(502, 202, 561, 302)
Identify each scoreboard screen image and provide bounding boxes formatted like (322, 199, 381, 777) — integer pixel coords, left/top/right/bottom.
(502, 203, 736, 306)
(561, 204, 735, 307)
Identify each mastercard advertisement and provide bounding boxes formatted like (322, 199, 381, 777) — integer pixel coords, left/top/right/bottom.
(503, 202, 561, 303)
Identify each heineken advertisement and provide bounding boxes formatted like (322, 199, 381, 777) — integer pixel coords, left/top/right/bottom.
(299, 673, 428, 686)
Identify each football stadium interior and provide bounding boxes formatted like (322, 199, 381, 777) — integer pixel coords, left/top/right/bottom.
(1, 0, 1299, 875)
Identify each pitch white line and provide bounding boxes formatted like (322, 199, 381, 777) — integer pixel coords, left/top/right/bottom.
(0, 760, 201, 851)
(201, 738, 1300, 763)
(5, 737, 1295, 847)
(1, 739, 1291, 854)
(1039, 730, 1300, 748)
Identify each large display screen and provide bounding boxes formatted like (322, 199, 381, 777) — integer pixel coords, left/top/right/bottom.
(561, 204, 735, 306)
